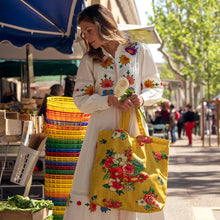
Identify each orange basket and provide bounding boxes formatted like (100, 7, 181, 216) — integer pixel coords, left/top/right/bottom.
(45, 156, 79, 162)
(45, 191, 69, 198)
(47, 97, 80, 113)
(45, 129, 86, 136)
(45, 182, 72, 189)
(45, 123, 87, 131)
(45, 173, 74, 180)
(46, 109, 90, 122)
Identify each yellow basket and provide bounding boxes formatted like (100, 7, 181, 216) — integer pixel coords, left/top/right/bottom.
(47, 133, 85, 140)
(45, 156, 79, 162)
(45, 186, 71, 193)
(53, 209, 66, 215)
(45, 182, 72, 188)
(46, 129, 86, 136)
(45, 178, 73, 185)
(53, 206, 66, 212)
(47, 97, 80, 113)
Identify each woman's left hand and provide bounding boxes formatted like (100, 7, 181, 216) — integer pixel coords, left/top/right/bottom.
(130, 93, 144, 108)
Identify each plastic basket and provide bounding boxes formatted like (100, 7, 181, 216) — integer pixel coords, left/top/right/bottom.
(46, 129, 86, 136)
(53, 214, 64, 220)
(45, 123, 87, 131)
(45, 119, 88, 127)
(46, 142, 82, 149)
(45, 196, 68, 202)
(47, 133, 85, 140)
(46, 109, 90, 122)
(45, 174, 74, 180)
(53, 201, 67, 206)
(45, 187, 72, 193)
(45, 182, 72, 189)
(45, 164, 76, 170)
(52, 209, 66, 216)
(46, 151, 80, 157)
(45, 191, 69, 198)
(46, 147, 81, 153)
(45, 156, 79, 162)
(47, 97, 80, 112)
(46, 138, 84, 144)
(45, 169, 75, 175)
(45, 178, 73, 185)
(45, 161, 77, 166)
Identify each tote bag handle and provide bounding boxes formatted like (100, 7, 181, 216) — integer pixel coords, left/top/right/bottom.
(119, 108, 147, 136)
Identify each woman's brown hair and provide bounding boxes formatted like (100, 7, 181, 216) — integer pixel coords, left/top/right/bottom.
(77, 4, 131, 62)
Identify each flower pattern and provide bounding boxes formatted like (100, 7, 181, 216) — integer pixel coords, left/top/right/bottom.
(123, 70, 135, 85)
(125, 44, 138, 56)
(76, 85, 94, 95)
(136, 135, 152, 146)
(102, 89, 114, 96)
(144, 80, 162, 88)
(100, 145, 149, 196)
(136, 188, 161, 211)
(100, 74, 114, 88)
(153, 151, 168, 162)
(101, 57, 113, 69)
(119, 55, 131, 68)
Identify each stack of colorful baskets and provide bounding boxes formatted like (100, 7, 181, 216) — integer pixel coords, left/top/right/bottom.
(44, 97, 90, 220)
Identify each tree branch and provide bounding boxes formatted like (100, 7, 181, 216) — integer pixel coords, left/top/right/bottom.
(158, 40, 185, 82)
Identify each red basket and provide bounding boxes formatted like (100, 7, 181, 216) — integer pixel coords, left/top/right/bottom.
(45, 165, 76, 170)
(45, 151, 80, 157)
(46, 109, 90, 122)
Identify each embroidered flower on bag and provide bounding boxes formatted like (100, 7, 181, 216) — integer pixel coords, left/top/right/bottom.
(136, 135, 152, 146)
(111, 130, 127, 140)
(152, 151, 168, 162)
(100, 148, 148, 196)
(101, 57, 113, 69)
(119, 55, 131, 68)
(102, 198, 122, 209)
(136, 188, 161, 210)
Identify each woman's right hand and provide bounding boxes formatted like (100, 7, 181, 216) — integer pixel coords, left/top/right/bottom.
(108, 95, 134, 112)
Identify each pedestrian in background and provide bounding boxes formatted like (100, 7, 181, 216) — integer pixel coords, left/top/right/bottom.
(177, 106, 185, 139)
(169, 104, 177, 143)
(184, 104, 195, 146)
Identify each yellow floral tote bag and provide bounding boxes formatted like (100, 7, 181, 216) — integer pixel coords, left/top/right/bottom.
(89, 108, 170, 213)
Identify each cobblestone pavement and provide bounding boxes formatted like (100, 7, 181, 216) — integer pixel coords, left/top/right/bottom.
(163, 134, 220, 220)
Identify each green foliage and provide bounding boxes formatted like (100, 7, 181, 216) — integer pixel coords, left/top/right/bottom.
(149, 0, 220, 99)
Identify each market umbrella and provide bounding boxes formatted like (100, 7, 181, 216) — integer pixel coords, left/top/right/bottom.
(0, 0, 84, 54)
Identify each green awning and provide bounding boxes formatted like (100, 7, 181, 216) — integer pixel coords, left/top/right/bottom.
(0, 60, 80, 78)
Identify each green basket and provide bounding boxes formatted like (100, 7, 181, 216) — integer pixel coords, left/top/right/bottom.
(46, 143, 82, 149)
(45, 169, 75, 175)
(47, 138, 84, 144)
(53, 201, 67, 206)
(53, 215, 64, 220)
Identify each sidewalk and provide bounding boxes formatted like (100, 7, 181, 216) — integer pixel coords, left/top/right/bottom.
(163, 134, 220, 220)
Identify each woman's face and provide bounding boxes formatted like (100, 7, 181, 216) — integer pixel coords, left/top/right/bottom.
(80, 21, 103, 49)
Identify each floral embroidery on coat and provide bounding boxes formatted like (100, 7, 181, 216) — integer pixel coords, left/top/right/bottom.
(123, 70, 135, 85)
(76, 85, 94, 95)
(119, 55, 131, 68)
(125, 43, 138, 56)
(101, 57, 113, 69)
(136, 188, 161, 211)
(100, 74, 114, 88)
(100, 143, 149, 196)
(144, 80, 163, 88)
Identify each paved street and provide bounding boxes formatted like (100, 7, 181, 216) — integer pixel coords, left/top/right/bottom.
(163, 134, 220, 220)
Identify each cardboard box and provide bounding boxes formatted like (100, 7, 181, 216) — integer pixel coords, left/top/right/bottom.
(6, 119, 22, 136)
(0, 207, 52, 220)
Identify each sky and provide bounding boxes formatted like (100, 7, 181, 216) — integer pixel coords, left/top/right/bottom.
(135, 0, 164, 63)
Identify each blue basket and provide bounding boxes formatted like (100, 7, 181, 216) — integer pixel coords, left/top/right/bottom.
(45, 119, 88, 126)
(45, 160, 77, 166)
(45, 196, 68, 202)
(46, 147, 81, 153)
